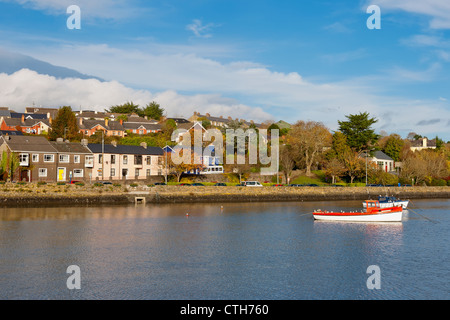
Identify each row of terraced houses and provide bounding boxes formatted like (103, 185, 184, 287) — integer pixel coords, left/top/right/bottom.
(0, 135, 165, 183)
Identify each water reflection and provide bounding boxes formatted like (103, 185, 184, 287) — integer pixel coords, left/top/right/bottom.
(0, 199, 448, 300)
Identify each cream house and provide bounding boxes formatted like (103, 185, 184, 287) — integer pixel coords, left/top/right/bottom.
(87, 142, 164, 181)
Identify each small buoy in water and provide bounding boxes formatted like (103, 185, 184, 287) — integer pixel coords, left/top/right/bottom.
(186, 212, 189, 217)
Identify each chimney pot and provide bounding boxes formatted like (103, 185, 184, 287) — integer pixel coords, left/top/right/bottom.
(140, 142, 147, 149)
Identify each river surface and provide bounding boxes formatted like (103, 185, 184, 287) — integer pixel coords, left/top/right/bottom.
(0, 199, 448, 300)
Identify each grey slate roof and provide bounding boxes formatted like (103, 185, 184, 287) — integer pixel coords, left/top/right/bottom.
(50, 141, 92, 154)
(372, 151, 394, 161)
(87, 144, 164, 156)
(1, 136, 57, 153)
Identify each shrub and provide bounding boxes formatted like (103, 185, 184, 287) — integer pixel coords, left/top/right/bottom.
(130, 183, 138, 188)
(57, 182, 66, 186)
(37, 181, 47, 186)
(94, 183, 103, 187)
(75, 182, 85, 186)
(431, 178, 446, 186)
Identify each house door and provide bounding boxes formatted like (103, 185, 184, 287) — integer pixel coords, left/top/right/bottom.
(58, 167, 66, 181)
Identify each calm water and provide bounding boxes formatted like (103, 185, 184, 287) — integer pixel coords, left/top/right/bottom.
(0, 199, 448, 300)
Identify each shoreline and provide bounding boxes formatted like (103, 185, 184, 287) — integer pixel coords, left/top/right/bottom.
(0, 186, 448, 207)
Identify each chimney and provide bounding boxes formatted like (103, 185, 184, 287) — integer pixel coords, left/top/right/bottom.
(21, 115, 24, 123)
(220, 116, 223, 119)
(119, 119, 123, 125)
(79, 118, 83, 126)
(49, 117, 52, 125)
(111, 140, 117, 147)
(206, 113, 211, 118)
(140, 142, 147, 149)
(81, 139, 88, 146)
(105, 119, 109, 127)
(228, 116, 232, 120)
(423, 138, 428, 148)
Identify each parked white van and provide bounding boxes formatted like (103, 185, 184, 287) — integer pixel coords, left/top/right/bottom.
(243, 181, 263, 187)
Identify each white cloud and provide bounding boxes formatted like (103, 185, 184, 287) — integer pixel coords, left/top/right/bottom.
(0, 69, 273, 122)
(1, 0, 141, 19)
(367, 0, 450, 29)
(186, 19, 218, 38)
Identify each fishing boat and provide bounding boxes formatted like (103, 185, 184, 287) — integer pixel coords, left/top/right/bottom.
(313, 200, 403, 222)
(363, 196, 409, 209)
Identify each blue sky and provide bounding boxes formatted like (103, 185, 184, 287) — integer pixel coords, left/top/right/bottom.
(0, 0, 449, 140)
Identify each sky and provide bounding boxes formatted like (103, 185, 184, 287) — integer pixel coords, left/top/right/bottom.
(0, 0, 449, 140)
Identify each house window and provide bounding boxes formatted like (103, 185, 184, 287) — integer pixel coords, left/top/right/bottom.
(85, 155, 94, 167)
(146, 156, 151, 165)
(111, 168, 116, 177)
(19, 153, 29, 166)
(39, 168, 47, 177)
(146, 169, 151, 177)
(134, 155, 143, 165)
(32, 154, 39, 162)
(135, 169, 140, 177)
(59, 154, 69, 163)
(98, 154, 103, 164)
(44, 154, 54, 162)
(74, 155, 80, 163)
(111, 155, 116, 164)
(123, 155, 128, 165)
(139, 130, 144, 135)
(73, 169, 84, 178)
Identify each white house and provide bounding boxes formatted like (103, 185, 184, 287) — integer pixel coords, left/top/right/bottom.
(87, 142, 164, 181)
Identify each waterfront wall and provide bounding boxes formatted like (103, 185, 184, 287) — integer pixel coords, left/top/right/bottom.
(0, 184, 448, 207)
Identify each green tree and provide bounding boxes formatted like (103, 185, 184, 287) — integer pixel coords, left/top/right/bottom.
(49, 106, 80, 141)
(383, 134, 404, 162)
(141, 101, 165, 120)
(338, 112, 379, 152)
(0, 151, 21, 181)
(107, 101, 140, 114)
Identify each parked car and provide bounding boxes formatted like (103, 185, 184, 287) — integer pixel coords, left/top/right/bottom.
(178, 183, 191, 186)
(192, 183, 205, 186)
(272, 184, 285, 187)
(288, 184, 304, 187)
(242, 181, 263, 187)
(214, 183, 227, 186)
(306, 184, 319, 187)
(100, 181, 112, 185)
(154, 182, 166, 186)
